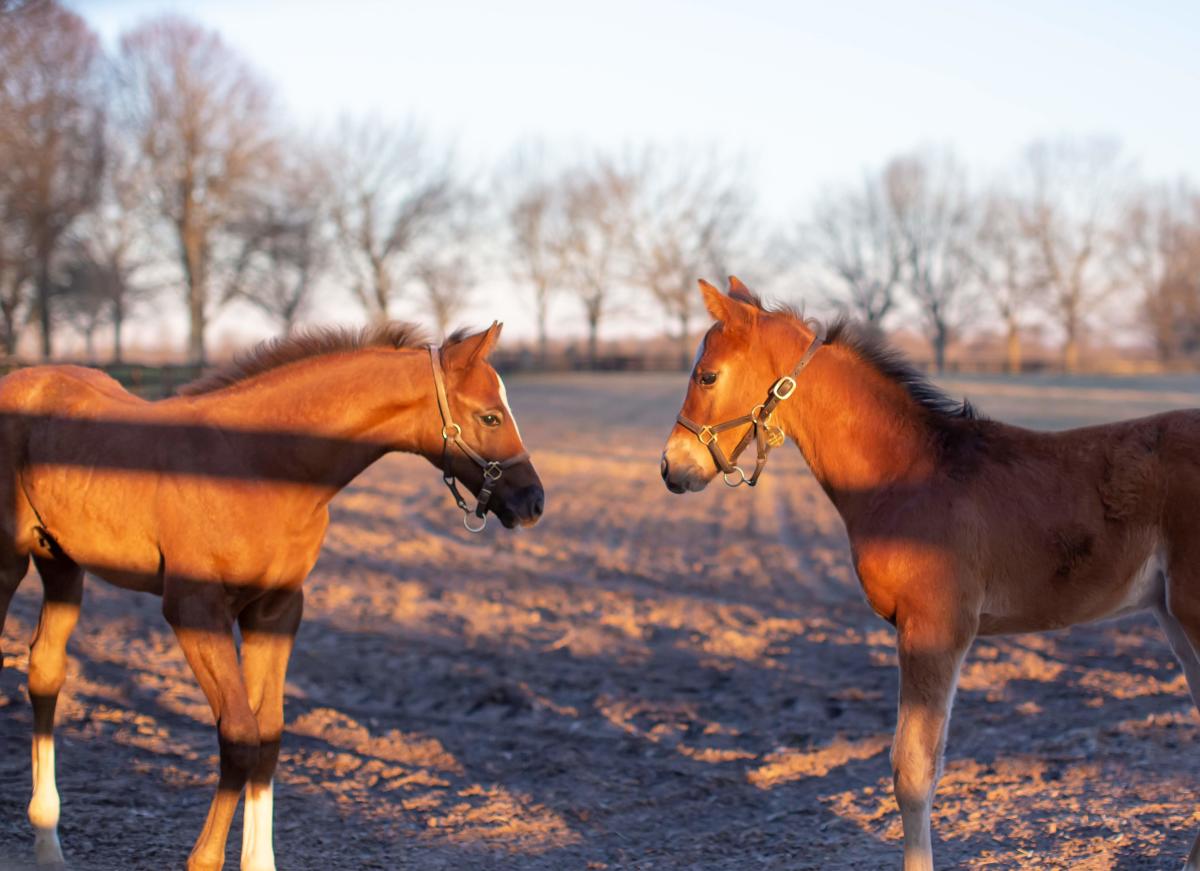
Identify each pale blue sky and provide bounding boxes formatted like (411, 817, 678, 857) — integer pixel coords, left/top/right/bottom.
(72, 0, 1200, 344)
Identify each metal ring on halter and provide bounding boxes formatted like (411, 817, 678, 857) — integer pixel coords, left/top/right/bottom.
(698, 425, 717, 446)
(463, 512, 487, 533)
(442, 422, 462, 440)
(483, 462, 503, 481)
(723, 466, 750, 487)
(750, 404, 769, 423)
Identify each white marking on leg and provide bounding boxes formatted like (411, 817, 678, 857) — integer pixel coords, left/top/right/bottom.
(240, 778, 276, 871)
(29, 733, 64, 866)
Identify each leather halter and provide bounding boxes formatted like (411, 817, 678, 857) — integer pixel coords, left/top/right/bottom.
(675, 325, 824, 487)
(428, 345, 530, 532)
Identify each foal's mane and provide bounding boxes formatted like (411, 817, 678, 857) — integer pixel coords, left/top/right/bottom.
(179, 321, 431, 396)
(731, 287, 979, 423)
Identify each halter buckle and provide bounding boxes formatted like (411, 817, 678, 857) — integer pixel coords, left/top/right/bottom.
(697, 425, 717, 446)
(483, 461, 503, 481)
(442, 422, 462, 440)
(771, 376, 797, 401)
(463, 513, 487, 533)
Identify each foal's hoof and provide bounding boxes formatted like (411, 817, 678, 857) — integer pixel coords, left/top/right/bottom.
(34, 829, 66, 869)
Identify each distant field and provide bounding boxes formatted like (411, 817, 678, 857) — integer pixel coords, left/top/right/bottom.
(3, 372, 1200, 870)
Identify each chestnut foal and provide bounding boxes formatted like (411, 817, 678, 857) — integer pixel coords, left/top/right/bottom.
(0, 322, 543, 870)
(662, 278, 1200, 870)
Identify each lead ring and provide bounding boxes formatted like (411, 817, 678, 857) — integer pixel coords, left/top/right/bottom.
(463, 513, 487, 532)
(723, 466, 749, 487)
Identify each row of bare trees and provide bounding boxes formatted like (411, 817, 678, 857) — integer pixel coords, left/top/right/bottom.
(2, 2, 1199, 372)
(802, 141, 1200, 372)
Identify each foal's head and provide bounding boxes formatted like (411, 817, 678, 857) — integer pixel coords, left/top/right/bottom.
(431, 324, 544, 528)
(661, 277, 811, 493)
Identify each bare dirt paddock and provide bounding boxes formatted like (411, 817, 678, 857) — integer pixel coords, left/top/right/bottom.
(5, 372, 1200, 870)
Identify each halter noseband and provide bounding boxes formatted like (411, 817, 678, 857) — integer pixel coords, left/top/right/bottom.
(428, 345, 529, 532)
(675, 325, 824, 488)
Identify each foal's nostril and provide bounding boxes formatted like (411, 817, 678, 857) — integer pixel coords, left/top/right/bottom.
(660, 455, 669, 481)
(531, 493, 544, 518)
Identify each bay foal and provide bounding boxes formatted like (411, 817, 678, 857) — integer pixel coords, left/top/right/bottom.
(662, 278, 1200, 870)
(0, 322, 543, 870)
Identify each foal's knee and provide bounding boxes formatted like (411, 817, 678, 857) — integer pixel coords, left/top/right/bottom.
(27, 646, 68, 700)
(218, 717, 261, 777)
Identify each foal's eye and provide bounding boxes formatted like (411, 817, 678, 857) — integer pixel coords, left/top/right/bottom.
(698, 371, 719, 387)
(479, 413, 503, 428)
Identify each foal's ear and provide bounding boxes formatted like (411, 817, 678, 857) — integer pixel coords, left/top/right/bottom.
(728, 275, 755, 304)
(444, 321, 503, 370)
(699, 278, 755, 331)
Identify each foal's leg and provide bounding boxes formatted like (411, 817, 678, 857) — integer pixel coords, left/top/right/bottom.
(27, 553, 82, 868)
(892, 608, 975, 871)
(164, 576, 260, 871)
(1159, 581, 1200, 871)
(237, 588, 302, 871)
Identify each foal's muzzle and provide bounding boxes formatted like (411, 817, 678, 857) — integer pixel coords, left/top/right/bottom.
(661, 452, 710, 494)
(497, 484, 545, 529)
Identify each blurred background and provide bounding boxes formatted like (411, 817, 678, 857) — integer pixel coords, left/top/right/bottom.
(2, 0, 1198, 383)
(7, 5, 1200, 869)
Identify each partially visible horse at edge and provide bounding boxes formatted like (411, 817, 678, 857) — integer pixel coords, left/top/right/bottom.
(662, 277, 1200, 870)
(0, 321, 543, 870)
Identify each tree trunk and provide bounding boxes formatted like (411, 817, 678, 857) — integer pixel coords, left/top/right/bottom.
(36, 257, 53, 360)
(587, 315, 599, 369)
(536, 292, 549, 367)
(931, 323, 948, 374)
(181, 220, 208, 366)
(111, 298, 124, 364)
(1063, 335, 1080, 374)
(678, 308, 693, 369)
(1062, 308, 1080, 373)
(187, 288, 206, 366)
(1005, 321, 1021, 375)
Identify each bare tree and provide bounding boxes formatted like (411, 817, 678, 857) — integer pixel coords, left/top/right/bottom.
(54, 251, 111, 359)
(553, 157, 636, 366)
(116, 15, 278, 364)
(886, 150, 978, 373)
(228, 141, 335, 335)
(66, 112, 163, 362)
(1019, 137, 1129, 373)
(330, 117, 460, 324)
(412, 251, 475, 340)
(1116, 182, 1200, 363)
(0, 0, 105, 358)
(0, 207, 29, 355)
(802, 172, 905, 326)
(627, 148, 753, 365)
(973, 189, 1044, 373)
(500, 147, 563, 364)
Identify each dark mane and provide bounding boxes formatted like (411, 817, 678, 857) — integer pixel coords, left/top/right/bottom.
(736, 288, 980, 423)
(820, 316, 980, 422)
(178, 321, 430, 396)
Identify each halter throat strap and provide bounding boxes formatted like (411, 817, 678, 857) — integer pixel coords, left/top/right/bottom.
(676, 324, 824, 488)
(428, 345, 529, 531)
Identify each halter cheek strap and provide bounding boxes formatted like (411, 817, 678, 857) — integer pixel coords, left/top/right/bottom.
(429, 345, 529, 532)
(676, 325, 824, 488)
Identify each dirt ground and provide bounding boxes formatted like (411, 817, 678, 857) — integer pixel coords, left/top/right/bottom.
(4, 372, 1200, 870)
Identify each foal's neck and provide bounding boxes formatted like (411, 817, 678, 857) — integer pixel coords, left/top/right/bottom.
(773, 324, 941, 517)
(182, 349, 435, 495)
